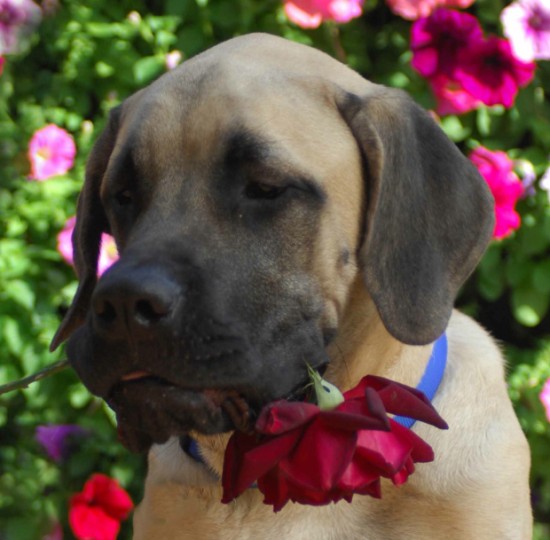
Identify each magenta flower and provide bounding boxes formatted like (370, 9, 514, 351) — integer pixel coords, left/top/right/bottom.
(501, 0, 550, 62)
(540, 379, 550, 422)
(35, 424, 87, 462)
(411, 8, 483, 78)
(58, 216, 119, 275)
(28, 124, 76, 181)
(469, 146, 524, 240)
(429, 74, 480, 115)
(0, 0, 41, 54)
(454, 37, 536, 108)
(386, 0, 474, 21)
(284, 0, 364, 29)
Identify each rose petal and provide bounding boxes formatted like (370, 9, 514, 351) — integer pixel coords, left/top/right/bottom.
(359, 376, 448, 429)
(255, 401, 320, 435)
(280, 418, 357, 492)
(258, 468, 291, 512)
(389, 419, 435, 463)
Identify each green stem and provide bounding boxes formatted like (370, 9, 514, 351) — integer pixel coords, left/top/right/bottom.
(0, 359, 70, 396)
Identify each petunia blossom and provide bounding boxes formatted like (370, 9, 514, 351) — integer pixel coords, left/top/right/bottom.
(0, 0, 42, 54)
(69, 473, 133, 540)
(540, 379, 550, 422)
(222, 375, 447, 511)
(411, 9, 483, 79)
(284, 0, 364, 29)
(469, 146, 524, 239)
(35, 424, 87, 462)
(501, 0, 550, 62)
(454, 36, 536, 108)
(58, 216, 119, 276)
(28, 124, 76, 181)
(429, 74, 480, 115)
(386, 0, 475, 21)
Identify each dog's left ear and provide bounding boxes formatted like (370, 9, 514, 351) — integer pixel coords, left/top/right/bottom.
(339, 88, 494, 345)
(50, 107, 120, 351)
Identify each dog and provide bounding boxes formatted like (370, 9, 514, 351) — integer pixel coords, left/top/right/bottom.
(52, 33, 532, 539)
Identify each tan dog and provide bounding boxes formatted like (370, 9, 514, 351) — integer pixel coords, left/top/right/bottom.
(53, 34, 532, 539)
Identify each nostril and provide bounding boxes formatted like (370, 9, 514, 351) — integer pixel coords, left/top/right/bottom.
(96, 300, 117, 325)
(134, 298, 171, 326)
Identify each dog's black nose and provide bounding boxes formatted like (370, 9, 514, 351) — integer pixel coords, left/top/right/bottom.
(92, 266, 180, 339)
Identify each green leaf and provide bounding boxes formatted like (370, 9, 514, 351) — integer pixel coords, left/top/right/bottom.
(133, 56, 164, 85)
(512, 288, 550, 327)
(440, 115, 471, 142)
(4, 279, 35, 310)
(3, 319, 23, 355)
(533, 260, 550, 294)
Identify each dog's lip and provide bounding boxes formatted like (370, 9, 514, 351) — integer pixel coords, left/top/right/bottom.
(110, 373, 255, 444)
(121, 370, 153, 382)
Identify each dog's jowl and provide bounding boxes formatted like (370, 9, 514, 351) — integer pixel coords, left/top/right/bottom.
(53, 34, 532, 539)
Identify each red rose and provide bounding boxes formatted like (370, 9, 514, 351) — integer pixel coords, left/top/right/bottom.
(222, 376, 447, 511)
(69, 473, 134, 540)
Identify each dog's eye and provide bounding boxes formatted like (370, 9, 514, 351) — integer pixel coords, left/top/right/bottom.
(244, 182, 287, 200)
(115, 189, 133, 206)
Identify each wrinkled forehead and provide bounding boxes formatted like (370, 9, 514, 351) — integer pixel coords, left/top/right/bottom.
(114, 63, 361, 187)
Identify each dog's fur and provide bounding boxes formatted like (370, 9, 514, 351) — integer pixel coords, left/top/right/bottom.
(54, 34, 532, 539)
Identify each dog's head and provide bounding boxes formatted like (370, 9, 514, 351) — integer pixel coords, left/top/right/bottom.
(51, 34, 494, 452)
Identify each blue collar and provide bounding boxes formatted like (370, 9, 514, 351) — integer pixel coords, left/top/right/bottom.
(181, 333, 448, 463)
(393, 333, 448, 429)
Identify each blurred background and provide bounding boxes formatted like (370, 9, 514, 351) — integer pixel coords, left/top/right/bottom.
(0, 0, 549, 538)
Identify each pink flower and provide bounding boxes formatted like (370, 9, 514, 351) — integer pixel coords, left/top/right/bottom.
(411, 8, 483, 78)
(386, 0, 474, 21)
(69, 474, 133, 540)
(429, 74, 480, 115)
(0, 0, 41, 54)
(454, 37, 536, 108)
(284, 0, 364, 29)
(540, 164, 550, 204)
(469, 146, 524, 239)
(222, 375, 447, 511)
(165, 50, 182, 70)
(501, 0, 550, 62)
(28, 124, 76, 181)
(540, 379, 550, 422)
(58, 216, 119, 275)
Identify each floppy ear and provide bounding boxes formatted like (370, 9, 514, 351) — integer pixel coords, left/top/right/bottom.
(50, 107, 120, 351)
(339, 88, 494, 345)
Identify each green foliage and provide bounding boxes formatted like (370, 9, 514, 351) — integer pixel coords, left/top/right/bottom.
(1, 0, 549, 538)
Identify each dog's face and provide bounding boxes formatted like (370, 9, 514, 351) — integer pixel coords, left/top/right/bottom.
(52, 34, 494, 453)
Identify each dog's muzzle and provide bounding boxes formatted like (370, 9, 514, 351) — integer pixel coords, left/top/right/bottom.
(67, 257, 327, 452)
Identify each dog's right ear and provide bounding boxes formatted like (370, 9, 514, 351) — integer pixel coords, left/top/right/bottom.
(50, 106, 121, 351)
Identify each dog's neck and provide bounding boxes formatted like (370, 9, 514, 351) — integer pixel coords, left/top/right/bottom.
(326, 282, 432, 392)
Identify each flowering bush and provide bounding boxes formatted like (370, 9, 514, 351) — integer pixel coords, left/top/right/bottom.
(0, 0, 549, 538)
